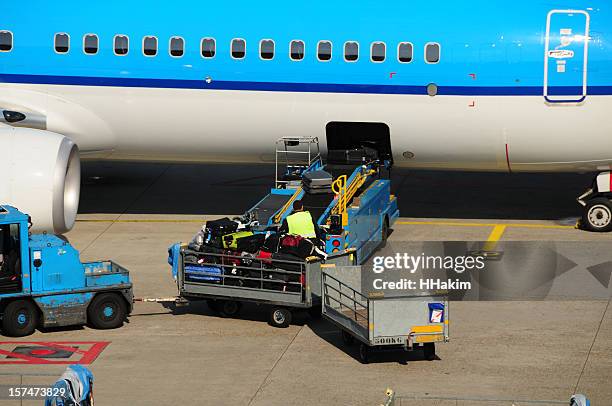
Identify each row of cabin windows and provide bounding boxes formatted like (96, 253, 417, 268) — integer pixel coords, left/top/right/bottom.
(0, 30, 440, 64)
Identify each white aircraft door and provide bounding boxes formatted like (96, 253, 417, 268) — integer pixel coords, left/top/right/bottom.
(544, 10, 590, 103)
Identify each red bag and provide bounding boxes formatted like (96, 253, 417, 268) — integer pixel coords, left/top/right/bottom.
(281, 235, 304, 248)
(256, 250, 273, 264)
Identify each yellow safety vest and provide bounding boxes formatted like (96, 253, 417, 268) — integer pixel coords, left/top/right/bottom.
(286, 211, 317, 238)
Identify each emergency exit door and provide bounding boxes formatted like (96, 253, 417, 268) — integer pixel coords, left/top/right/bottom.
(544, 10, 590, 103)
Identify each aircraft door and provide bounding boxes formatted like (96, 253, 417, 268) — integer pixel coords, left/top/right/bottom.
(544, 10, 590, 103)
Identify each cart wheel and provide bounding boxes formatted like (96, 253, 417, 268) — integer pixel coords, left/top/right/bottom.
(423, 343, 436, 361)
(382, 217, 389, 241)
(307, 304, 322, 319)
(87, 293, 127, 329)
(2, 299, 38, 337)
(341, 330, 355, 346)
(269, 307, 292, 328)
(206, 299, 220, 312)
(381, 217, 390, 247)
(582, 198, 612, 232)
(219, 300, 241, 317)
(358, 343, 370, 364)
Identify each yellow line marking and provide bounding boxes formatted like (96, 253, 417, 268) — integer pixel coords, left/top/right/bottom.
(396, 221, 574, 230)
(483, 225, 507, 251)
(76, 219, 204, 223)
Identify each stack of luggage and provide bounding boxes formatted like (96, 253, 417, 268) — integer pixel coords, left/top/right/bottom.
(185, 215, 325, 291)
(302, 170, 333, 194)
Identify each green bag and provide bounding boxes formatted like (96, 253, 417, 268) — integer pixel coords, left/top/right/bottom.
(222, 231, 254, 249)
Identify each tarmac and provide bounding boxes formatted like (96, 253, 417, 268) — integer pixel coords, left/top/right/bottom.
(1, 162, 611, 405)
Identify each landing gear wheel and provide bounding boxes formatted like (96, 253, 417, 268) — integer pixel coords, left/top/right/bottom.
(358, 343, 370, 364)
(582, 198, 612, 232)
(219, 300, 241, 317)
(2, 299, 38, 337)
(341, 330, 355, 346)
(87, 293, 126, 329)
(268, 307, 292, 328)
(423, 343, 436, 361)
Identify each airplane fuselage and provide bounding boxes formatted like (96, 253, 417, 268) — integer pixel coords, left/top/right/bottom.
(1, 2, 611, 172)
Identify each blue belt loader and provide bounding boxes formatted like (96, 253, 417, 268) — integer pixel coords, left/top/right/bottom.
(0, 205, 133, 337)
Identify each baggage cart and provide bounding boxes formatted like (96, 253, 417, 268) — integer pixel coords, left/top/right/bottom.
(170, 246, 355, 327)
(321, 267, 449, 363)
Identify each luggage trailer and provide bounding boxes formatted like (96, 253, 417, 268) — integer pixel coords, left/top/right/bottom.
(321, 268, 449, 363)
(168, 246, 355, 327)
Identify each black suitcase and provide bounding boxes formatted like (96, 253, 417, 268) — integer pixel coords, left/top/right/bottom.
(204, 218, 239, 247)
(236, 233, 266, 253)
(327, 147, 379, 165)
(205, 217, 239, 235)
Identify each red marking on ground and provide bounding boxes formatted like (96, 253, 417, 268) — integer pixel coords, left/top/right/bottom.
(30, 349, 55, 356)
(0, 341, 110, 365)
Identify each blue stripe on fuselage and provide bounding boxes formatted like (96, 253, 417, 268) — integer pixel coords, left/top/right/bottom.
(1, 73, 610, 96)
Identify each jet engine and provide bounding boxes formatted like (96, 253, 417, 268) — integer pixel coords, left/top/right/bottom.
(0, 126, 80, 234)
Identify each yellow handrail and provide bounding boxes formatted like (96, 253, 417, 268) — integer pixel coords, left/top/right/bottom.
(273, 187, 302, 224)
(331, 169, 376, 226)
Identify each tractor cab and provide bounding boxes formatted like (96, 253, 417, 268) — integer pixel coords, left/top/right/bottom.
(0, 206, 28, 295)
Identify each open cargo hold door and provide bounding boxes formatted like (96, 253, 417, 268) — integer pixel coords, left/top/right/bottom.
(326, 122, 393, 166)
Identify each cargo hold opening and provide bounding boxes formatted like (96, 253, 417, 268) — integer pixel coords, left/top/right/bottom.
(325, 122, 393, 167)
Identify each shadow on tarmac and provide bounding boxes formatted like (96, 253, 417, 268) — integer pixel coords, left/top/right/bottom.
(79, 161, 593, 221)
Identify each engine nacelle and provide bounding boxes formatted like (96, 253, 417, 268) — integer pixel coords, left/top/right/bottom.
(0, 126, 80, 234)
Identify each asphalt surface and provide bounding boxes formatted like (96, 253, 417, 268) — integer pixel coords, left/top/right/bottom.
(0, 162, 610, 405)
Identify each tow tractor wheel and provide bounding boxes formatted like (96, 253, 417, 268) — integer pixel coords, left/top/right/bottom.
(219, 300, 242, 317)
(358, 343, 370, 364)
(88, 292, 127, 329)
(2, 299, 38, 337)
(583, 198, 612, 232)
(269, 307, 292, 328)
(423, 343, 436, 361)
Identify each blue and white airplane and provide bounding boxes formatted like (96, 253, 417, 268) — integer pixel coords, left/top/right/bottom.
(0, 2, 611, 233)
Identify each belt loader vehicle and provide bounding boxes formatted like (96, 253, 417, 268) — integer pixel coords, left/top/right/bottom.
(0, 206, 133, 337)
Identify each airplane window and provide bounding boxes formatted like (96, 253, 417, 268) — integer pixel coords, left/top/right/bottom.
(371, 42, 386, 62)
(290, 40, 304, 61)
(114, 35, 129, 56)
(425, 42, 440, 63)
(260, 39, 274, 60)
(143, 36, 157, 57)
(0, 31, 13, 52)
(54, 33, 70, 54)
(398, 42, 413, 63)
(231, 39, 246, 59)
(83, 34, 98, 55)
(201, 38, 215, 58)
(344, 41, 359, 62)
(317, 41, 332, 61)
(170, 36, 184, 57)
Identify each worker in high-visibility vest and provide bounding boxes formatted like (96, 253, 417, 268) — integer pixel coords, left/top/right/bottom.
(280, 200, 321, 240)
